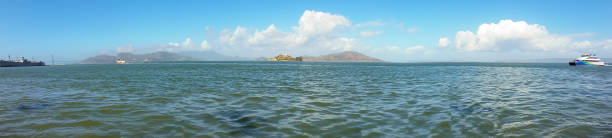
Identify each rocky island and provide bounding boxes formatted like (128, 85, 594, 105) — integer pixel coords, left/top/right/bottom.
(267, 54, 303, 62)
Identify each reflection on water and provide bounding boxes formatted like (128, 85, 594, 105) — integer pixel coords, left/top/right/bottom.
(1, 62, 611, 137)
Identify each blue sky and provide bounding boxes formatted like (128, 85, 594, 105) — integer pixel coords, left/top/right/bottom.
(1, 0, 611, 63)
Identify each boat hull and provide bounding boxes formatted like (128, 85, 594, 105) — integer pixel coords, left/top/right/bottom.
(0, 61, 45, 67)
(569, 60, 604, 66)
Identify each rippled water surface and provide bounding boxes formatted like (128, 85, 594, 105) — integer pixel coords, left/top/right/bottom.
(1, 62, 612, 137)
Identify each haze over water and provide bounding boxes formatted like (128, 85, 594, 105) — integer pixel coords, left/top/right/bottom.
(1, 62, 611, 137)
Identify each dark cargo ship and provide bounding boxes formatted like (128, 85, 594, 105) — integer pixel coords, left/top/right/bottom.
(1, 57, 45, 67)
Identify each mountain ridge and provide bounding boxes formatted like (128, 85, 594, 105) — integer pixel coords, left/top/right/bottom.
(81, 51, 248, 64)
(81, 51, 383, 64)
(302, 51, 383, 62)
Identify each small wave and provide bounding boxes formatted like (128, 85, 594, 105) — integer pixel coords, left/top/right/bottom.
(2, 62, 612, 137)
(17, 101, 53, 110)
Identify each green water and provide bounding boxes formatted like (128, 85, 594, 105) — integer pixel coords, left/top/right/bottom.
(1, 62, 611, 137)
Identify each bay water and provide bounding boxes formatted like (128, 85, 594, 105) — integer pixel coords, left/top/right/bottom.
(1, 62, 611, 137)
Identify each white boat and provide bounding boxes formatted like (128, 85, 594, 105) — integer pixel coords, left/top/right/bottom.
(569, 53, 604, 66)
(116, 58, 126, 64)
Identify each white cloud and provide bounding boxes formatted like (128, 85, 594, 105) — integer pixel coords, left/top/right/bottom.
(454, 31, 478, 51)
(182, 37, 192, 47)
(114, 37, 212, 54)
(168, 42, 179, 47)
(354, 20, 386, 28)
(217, 10, 359, 57)
(438, 37, 450, 48)
(219, 26, 248, 46)
(294, 10, 351, 36)
(318, 37, 356, 51)
(200, 40, 210, 50)
(573, 40, 592, 48)
(387, 46, 402, 51)
(247, 24, 306, 48)
(571, 39, 612, 52)
(405, 45, 426, 54)
(360, 31, 382, 37)
(451, 20, 573, 52)
(441, 19, 612, 59)
(111, 10, 360, 57)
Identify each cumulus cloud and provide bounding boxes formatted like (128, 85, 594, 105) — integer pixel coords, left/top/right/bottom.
(114, 36, 212, 54)
(438, 37, 450, 48)
(247, 24, 306, 48)
(450, 20, 574, 52)
(294, 10, 351, 36)
(182, 37, 192, 47)
(405, 45, 426, 54)
(217, 10, 359, 57)
(168, 42, 179, 47)
(360, 31, 383, 37)
(111, 10, 363, 57)
(571, 39, 612, 52)
(200, 40, 210, 50)
(354, 20, 386, 28)
(219, 26, 249, 46)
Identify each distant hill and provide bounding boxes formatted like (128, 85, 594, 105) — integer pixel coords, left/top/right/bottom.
(81, 51, 382, 64)
(81, 51, 248, 64)
(303, 51, 383, 62)
(179, 51, 249, 61)
(81, 51, 194, 64)
(80, 55, 117, 64)
(121, 51, 195, 62)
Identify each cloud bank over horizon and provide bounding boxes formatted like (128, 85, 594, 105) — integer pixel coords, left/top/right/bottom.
(111, 11, 611, 62)
(215, 10, 358, 57)
(112, 10, 432, 61)
(442, 20, 612, 54)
